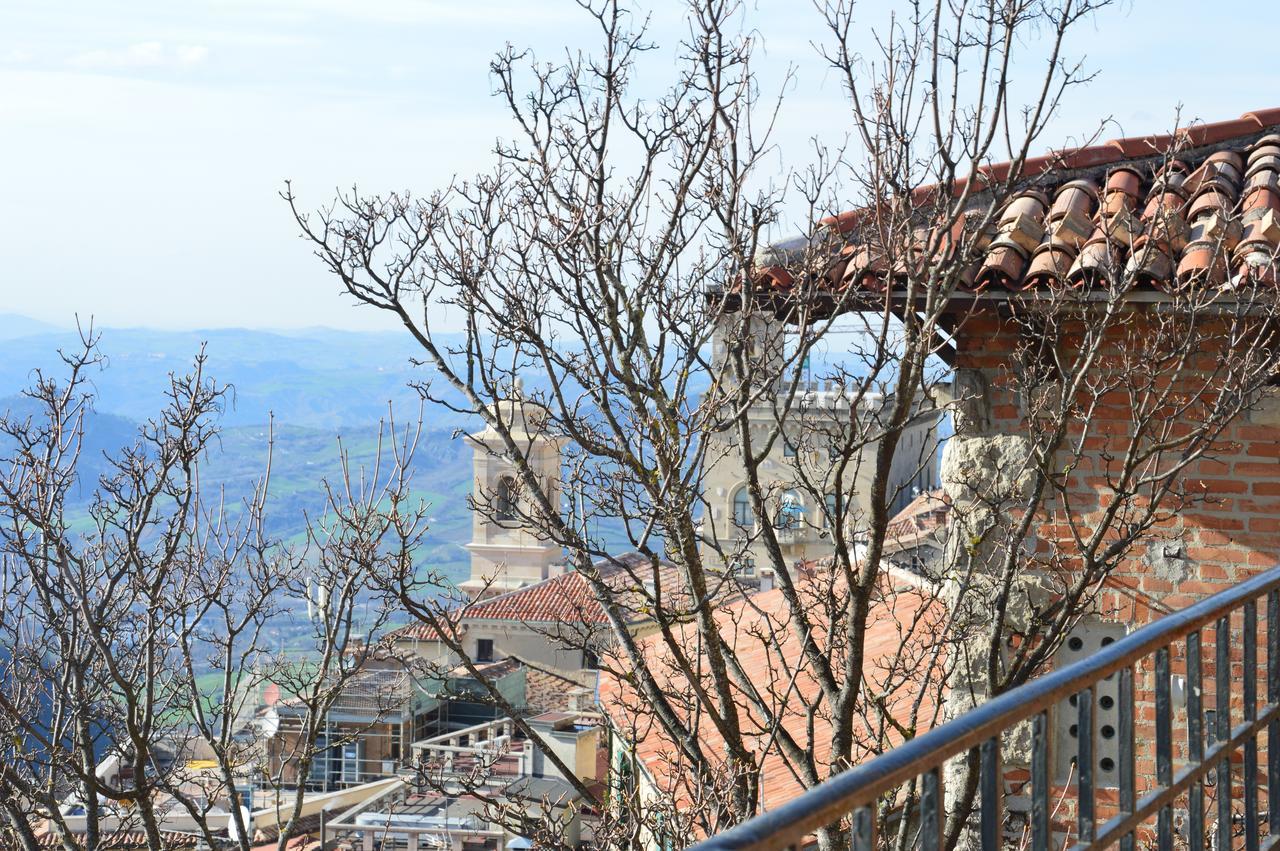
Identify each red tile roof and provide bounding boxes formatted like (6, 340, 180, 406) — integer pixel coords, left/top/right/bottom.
(383, 574, 611, 638)
(520, 659, 596, 712)
(383, 553, 722, 647)
(463, 552, 687, 627)
(465, 569, 610, 625)
(884, 489, 950, 556)
(770, 109, 1280, 295)
(386, 620, 446, 642)
(599, 572, 947, 813)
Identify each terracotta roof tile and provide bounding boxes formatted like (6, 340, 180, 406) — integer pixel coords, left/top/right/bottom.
(385, 553, 698, 648)
(522, 662, 595, 712)
(801, 108, 1280, 294)
(386, 620, 445, 642)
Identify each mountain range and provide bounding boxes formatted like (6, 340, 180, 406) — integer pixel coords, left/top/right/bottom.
(0, 314, 477, 588)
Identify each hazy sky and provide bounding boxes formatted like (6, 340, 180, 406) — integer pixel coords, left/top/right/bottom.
(4, 0, 1278, 332)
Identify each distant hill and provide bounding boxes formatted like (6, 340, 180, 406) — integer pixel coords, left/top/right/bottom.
(0, 313, 64, 340)
(0, 317, 724, 590)
(0, 324, 473, 431)
(0, 321, 482, 587)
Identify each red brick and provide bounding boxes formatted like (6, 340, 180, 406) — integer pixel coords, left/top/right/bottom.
(1185, 549, 1241, 565)
(1236, 425, 1278, 441)
(1192, 479, 1249, 494)
(1197, 564, 1231, 581)
(1185, 513, 1243, 530)
(1238, 499, 1280, 514)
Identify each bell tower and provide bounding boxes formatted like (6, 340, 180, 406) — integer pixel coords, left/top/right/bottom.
(459, 388, 563, 600)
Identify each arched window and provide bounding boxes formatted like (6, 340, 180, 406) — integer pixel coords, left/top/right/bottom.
(824, 493, 838, 529)
(731, 487, 754, 529)
(775, 489, 804, 529)
(495, 476, 517, 521)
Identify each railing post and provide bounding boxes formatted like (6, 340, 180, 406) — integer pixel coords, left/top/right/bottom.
(980, 736, 1003, 850)
(1217, 615, 1233, 851)
(1269, 589, 1280, 841)
(851, 806, 875, 851)
(1032, 710, 1050, 851)
(1245, 599, 1260, 851)
(1077, 686, 1095, 843)
(1155, 647, 1173, 851)
(1118, 665, 1135, 851)
(919, 767, 943, 851)
(1189, 628, 1206, 851)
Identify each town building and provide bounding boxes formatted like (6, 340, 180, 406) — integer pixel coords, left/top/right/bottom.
(699, 313, 943, 578)
(687, 107, 1280, 849)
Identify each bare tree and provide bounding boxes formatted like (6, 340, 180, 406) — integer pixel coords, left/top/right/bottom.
(287, 0, 1280, 848)
(0, 329, 413, 851)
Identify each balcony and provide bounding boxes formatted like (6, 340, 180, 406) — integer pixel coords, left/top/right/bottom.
(691, 565, 1280, 850)
(772, 523, 810, 546)
(411, 717, 534, 784)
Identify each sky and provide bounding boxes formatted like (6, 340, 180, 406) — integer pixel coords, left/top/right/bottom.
(3, 0, 1279, 332)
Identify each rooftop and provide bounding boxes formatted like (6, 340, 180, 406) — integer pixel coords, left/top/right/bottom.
(462, 551, 692, 627)
(598, 569, 947, 812)
(883, 489, 950, 557)
(753, 107, 1280, 298)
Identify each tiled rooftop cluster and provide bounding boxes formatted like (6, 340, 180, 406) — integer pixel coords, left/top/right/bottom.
(466, 552, 691, 626)
(972, 135, 1280, 291)
(781, 109, 1280, 295)
(598, 572, 946, 810)
(386, 552, 684, 637)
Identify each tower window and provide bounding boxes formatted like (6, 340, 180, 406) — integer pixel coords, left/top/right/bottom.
(732, 487, 754, 528)
(495, 476, 517, 521)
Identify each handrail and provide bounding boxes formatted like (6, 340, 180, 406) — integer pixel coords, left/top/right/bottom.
(412, 716, 514, 748)
(691, 565, 1280, 851)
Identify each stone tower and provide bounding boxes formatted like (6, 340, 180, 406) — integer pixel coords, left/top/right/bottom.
(459, 391, 564, 600)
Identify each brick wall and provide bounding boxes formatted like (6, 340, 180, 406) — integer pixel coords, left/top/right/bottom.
(950, 304, 1279, 844)
(952, 306, 1279, 606)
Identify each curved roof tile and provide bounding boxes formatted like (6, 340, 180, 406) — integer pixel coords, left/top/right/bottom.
(804, 109, 1280, 294)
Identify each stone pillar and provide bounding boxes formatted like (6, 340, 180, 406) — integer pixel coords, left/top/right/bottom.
(938, 366, 1041, 849)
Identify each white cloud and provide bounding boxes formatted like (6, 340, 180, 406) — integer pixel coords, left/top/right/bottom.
(174, 44, 210, 64)
(67, 41, 209, 70)
(211, 0, 581, 27)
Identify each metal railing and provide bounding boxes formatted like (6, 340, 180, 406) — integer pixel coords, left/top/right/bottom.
(692, 565, 1280, 851)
